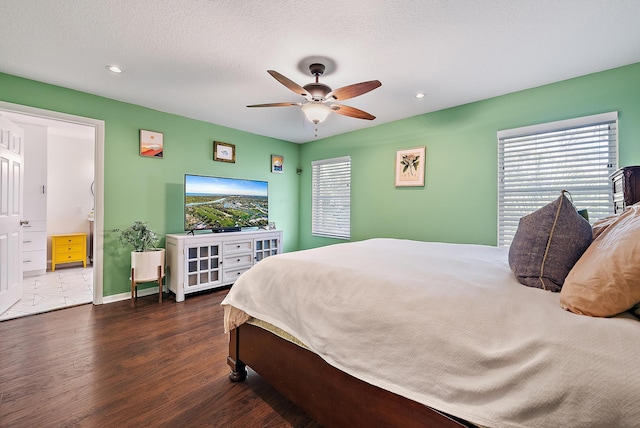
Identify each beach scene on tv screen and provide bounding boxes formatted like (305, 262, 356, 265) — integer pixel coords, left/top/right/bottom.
(185, 175, 268, 230)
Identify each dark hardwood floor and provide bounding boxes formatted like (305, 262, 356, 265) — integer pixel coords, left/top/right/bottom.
(0, 289, 320, 427)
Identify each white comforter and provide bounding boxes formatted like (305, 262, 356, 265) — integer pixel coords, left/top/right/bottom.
(221, 238, 640, 428)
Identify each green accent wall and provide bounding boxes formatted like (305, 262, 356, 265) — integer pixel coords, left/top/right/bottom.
(0, 72, 301, 297)
(298, 62, 640, 250)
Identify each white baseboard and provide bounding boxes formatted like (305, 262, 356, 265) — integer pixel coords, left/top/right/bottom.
(101, 286, 164, 304)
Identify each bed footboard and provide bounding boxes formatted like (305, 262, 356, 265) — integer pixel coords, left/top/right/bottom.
(227, 323, 470, 428)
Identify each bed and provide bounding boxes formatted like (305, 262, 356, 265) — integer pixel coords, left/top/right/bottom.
(222, 238, 640, 427)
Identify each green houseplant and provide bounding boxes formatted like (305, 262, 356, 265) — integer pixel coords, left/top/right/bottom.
(113, 220, 159, 252)
(113, 221, 165, 303)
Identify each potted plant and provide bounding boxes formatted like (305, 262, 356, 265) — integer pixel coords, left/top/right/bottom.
(113, 221, 165, 302)
(113, 220, 160, 252)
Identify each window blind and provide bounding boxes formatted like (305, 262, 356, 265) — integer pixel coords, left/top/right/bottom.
(498, 112, 618, 247)
(312, 156, 351, 239)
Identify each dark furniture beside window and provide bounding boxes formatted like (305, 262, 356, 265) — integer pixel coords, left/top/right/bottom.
(611, 166, 640, 213)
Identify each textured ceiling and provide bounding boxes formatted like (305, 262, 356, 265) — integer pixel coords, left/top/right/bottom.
(1, 0, 640, 143)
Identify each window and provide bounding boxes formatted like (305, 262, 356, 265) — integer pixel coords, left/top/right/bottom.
(312, 156, 351, 239)
(498, 112, 618, 247)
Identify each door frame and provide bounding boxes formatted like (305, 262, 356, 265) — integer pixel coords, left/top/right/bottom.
(0, 101, 105, 304)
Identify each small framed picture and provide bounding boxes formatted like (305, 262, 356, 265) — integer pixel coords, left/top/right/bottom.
(395, 146, 426, 187)
(214, 141, 236, 163)
(271, 154, 284, 173)
(140, 130, 164, 158)
(268, 222, 276, 230)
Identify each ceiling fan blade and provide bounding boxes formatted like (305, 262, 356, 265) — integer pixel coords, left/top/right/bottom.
(247, 102, 302, 108)
(326, 80, 381, 101)
(330, 104, 376, 120)
(267, 70, 310, 98)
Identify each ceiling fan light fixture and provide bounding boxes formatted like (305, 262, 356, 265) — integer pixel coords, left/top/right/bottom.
(301, 102, 331, 124)
(249, 63, 381, 137)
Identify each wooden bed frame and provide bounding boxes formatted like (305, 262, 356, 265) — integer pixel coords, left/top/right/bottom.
(227, 323, 473, 427)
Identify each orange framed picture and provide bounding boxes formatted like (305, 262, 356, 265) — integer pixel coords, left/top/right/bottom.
(139, 129, 164, 158)
(271, 154, 284, 173)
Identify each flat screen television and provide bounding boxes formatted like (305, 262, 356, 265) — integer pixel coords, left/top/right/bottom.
(184, 174, 268, 232)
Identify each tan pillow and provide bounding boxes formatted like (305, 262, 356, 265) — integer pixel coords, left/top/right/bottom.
(560, 204, 640, 317)
(591, 213, 619, 239)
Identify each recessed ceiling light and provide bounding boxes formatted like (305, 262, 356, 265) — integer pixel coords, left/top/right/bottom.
(106, 65, 122, 73)
(415, 93, 425, 99)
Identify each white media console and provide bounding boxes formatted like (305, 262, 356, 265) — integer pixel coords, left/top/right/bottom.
(166, 229, 283, 302)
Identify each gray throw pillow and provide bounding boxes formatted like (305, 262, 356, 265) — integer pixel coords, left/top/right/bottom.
(508, 191, 593, 292)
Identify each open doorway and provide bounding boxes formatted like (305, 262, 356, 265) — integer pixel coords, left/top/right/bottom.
(0, 102, 104, 320)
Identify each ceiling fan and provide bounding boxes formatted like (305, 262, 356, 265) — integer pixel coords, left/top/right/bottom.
(247, 63, 381, 136)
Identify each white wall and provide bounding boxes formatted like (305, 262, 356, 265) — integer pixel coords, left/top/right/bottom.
(46, 133, 94, 237)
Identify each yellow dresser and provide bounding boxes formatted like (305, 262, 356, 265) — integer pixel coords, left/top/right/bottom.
(51, 233, 87, 271)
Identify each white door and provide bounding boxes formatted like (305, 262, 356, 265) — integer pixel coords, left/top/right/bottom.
(0, 115, 24, 315)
